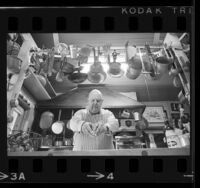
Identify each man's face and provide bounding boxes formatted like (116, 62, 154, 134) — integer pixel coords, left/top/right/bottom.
(88, 92, 103, 114)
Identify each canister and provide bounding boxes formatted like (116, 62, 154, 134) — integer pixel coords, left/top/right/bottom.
(165, 130, 182, 148)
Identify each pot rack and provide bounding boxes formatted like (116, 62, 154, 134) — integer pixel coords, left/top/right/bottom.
(7, 33, 190, 105)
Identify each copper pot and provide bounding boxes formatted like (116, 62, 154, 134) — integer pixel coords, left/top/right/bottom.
(126, 57, 142, 80)
(108, 62, 124, 78)
(68, 71, 88, 83)
(88, 72, 106, 83)
(156, 56, 173, 74)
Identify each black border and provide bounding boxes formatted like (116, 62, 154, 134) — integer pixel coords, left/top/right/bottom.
(0, 5, 195, 184)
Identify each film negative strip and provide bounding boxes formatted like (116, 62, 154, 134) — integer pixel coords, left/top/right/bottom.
(0, 4, 195, 184)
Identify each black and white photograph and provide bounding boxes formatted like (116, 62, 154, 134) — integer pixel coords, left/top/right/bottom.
(7, 33, 191, 156)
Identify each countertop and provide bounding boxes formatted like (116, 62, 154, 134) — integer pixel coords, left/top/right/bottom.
(8, 147, 190, 156)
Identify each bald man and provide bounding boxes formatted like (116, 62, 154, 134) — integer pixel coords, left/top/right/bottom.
(70, 89, 119, 150)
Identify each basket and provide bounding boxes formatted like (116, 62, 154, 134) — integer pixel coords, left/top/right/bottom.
(7, 130, 42, 152)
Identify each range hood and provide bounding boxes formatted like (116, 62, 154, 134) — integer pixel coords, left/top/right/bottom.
(37, 85, 146, 112)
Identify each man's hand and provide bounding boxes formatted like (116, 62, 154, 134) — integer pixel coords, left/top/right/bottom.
(94, 123, 110, 136)
(81, 122, 96, 137)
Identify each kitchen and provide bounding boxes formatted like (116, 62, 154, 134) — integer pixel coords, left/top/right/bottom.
(7, 33, 191, 156)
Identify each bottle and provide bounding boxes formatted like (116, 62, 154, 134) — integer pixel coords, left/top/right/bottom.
(148, 133, 157, 148)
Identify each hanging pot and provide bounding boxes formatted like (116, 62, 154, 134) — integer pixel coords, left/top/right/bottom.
(88, 46, 107, 83)
(127, 45, 137, 60)
(39, 111, 54, 130)
(126, 57, 142, 80)
(51, 121, 64, 135)
(108, 62, 124, 77)
(155, 56, 173, 74)
(88, 61, 107, 83)
(7, 55, 22, 74)
(62, 61, 75, 74)
(68, 70, 88, 84)
(142, 60, 161, 80)
(79, 46, 91, 57)
(173, 76, 182, 88)
(88, 72, 106, 83)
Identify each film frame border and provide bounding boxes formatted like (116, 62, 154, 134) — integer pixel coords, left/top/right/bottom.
(0, 6, 195, 183)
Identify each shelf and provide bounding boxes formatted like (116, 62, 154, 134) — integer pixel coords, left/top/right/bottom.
(8, 148, 190, 156)
(23, 70, 51, 101)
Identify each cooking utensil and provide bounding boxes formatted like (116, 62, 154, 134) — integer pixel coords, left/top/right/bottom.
(51, 110, 65, 147)
(39, 111, 54, 130)
(155, 56, 173, 74)
(107, 50, 124, 78)
(126, 56, 142, 80)
(88, 46, 107, 83)
(68, 69, 88, 83)
(51, 121, 64, 134)
(125, 41, 137, 60)
(79, 46, 91, 57)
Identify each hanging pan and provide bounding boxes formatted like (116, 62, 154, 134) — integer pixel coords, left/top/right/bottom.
(68, 63, 88, 84)
(126, 56, 142, 80)
(107, 50, 124, 78)
(87, 46, 107, 83)
(155, 56, 173, 74)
